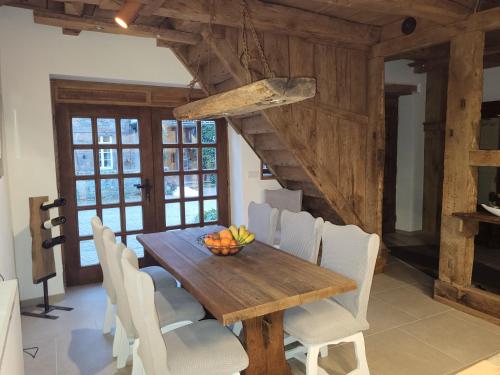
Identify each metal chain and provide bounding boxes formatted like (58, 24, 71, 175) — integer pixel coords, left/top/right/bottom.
(241, 0, 275, 81)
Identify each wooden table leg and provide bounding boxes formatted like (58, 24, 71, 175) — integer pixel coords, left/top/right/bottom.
(242, 310, 292, 375)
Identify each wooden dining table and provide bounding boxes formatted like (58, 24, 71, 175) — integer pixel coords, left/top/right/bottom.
(137, 226, 357, 375)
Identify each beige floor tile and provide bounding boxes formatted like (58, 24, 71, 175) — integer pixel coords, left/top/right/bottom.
(22, 336, 58, 375)
(366, 299, 417, 336)
(400, 311, 500, 364)
(383, 260, 435, 292)
(365, 329, 462, 375)
(370, 273, 406, 295)
(446, 310, 500, 337)
(290, 343, 359, 375)
(375, 285, 451, 319)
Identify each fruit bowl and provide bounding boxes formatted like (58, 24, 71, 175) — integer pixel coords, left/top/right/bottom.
(198, 226, 255, 256)
(481, 203, 500, 217)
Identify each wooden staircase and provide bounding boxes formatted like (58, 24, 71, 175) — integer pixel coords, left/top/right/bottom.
(171, 25, 387, 270)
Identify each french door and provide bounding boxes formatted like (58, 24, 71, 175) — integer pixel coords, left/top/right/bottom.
(56, 104, 228, 286)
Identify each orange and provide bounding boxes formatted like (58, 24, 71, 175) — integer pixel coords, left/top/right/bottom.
(219, 229, 233, 240)
(221, 238, 231, 246)
(211, 248, 220, 255)
(221, 247, 230, 255)
(229, 248, 239, 254)
(213, 239, 221, 247)
(229, 239, 238, 246)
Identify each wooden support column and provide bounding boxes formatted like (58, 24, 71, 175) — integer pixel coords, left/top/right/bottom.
(422, 66, 448, 241)
(367, 56, 387, 271)
(437, 31, 484, 287)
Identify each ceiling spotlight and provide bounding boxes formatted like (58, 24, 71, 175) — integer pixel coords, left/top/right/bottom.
(115, 1, 143, 29)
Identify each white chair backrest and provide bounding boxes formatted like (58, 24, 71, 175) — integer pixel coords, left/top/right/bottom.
(91, 217, 116, 303)
(321, 222, 379, 324)
(279, 210, 324, 263)
(122, 248, 170, 375)
(264, 188, 303, 230)
(103, 228, 136, 339)
(248, 202, 279, 245)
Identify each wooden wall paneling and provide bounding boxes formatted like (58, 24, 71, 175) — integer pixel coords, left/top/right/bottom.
(438, 31, 484, 287)
(314, 44, 337, 107)
(422, 67, 448, 240)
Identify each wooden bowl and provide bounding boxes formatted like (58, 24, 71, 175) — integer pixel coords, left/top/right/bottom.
(198, 234, 247, 256)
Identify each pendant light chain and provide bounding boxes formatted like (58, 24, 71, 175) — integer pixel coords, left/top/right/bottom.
(240, 0, 275, 83)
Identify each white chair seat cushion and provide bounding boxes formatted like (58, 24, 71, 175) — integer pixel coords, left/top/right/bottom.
(155, 287, 205, 326)
(163, 319, 249, 375)
(142, 266, 178, 289)
(284, 298, 368, 344)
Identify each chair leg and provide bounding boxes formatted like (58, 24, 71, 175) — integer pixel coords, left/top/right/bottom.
(305, 345, 320, 375)
(132, 338, 144, 375)
(103, 297, 115, 334)
(116, 318, 131, 369)
(320, 345, 329, 358)
(349, 332, 369, 375)
(112, 319, 122, 358)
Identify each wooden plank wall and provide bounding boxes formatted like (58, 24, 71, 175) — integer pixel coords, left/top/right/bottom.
(221, 27, 381, 235)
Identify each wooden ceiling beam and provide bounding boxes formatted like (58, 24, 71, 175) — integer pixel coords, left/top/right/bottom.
(154, 0, 380, 45)
(33, 10, 202, 45)
(372, 6, 500, 57)
(316, 0, 471, 24)
(64, 2, 84, 16)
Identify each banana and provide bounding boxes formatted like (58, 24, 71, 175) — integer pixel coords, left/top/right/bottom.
(243, 233, 255, 244)
(229, 225, 239, 241)
(238, 225, 247, 239)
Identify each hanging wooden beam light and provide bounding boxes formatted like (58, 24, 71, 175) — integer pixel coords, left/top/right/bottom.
(173, 77, 316, 120)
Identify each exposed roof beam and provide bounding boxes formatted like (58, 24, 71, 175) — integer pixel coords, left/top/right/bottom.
(64, 2, 84, 16)
(316, 0, 471, 24)
(33, 10, 202, 45)
(154, 0, 380, 45)
(372, 6, 500, 57)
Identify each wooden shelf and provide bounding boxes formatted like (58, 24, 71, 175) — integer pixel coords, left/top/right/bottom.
(452, 211, 500, 225)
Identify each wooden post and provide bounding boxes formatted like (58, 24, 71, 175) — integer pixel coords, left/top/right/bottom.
(422, 67, 448, 241)
(438, 31, 484, 287)
(367, 57, 387, 271)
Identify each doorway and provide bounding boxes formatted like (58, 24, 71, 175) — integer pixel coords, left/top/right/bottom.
(54, 98, 228, 286)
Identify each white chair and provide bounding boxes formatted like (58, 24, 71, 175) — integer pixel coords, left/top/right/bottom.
(91, 217, 116, 334)
(103, 229, 205, 372)
(91, 217, 179, 335)
(279, 210, 324, 264)
(248, 201, 279, 245)
(121, 249, 249, 375)
(265, 188, 303, 245)
(284, 222, 380, 375)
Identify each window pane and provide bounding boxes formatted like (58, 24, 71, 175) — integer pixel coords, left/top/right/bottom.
(162, 120, 178, 144)
(185, 201, 200, 225)
(120, 119, 140, 144)
(97, 118, 117, 145)
(182, 120, 197, 144)
(74, 149, 94, 176)
(203, 174, 217, 196)
(126, 234, 144, 258)
(164, 176, 180, 200)
(183, 148, 198, 171)
(100, 178, 120, 205)
(184, 175, 199, 198)
(202, 147, 217, 170)
(126, 206, 143, 231)
(78, 209, 96, 237)
(201, 120, 216, 144)
(165, 202, 181, 227)
(102, 207, 121, 233)
(99, 148, 118, 175)
(124, 177, 142, 203)
(72, 118, 93, 145)
(80, 240, 98, 267)
(163, 149, 179, 172)
(204, 199, 218, 222)
(76, 180, 96, 207)
(122, 149, 141, 174)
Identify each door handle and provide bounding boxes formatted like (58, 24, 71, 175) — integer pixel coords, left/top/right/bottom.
(134, 178, 152, 202)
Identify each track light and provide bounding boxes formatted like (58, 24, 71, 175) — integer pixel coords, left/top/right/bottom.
(114, 1, 142, 29)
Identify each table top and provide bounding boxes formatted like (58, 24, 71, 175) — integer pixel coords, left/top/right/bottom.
(138, 226, 357, 325)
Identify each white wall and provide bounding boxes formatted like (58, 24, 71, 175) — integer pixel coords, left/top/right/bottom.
(0, 6, 273, 300)
(0, 52, 16, 281)
(385, 60, 427, 232)
(228, 127, 280, 226)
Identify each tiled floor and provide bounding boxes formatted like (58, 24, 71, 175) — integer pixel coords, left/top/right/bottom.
(21, 257, 500, 375)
